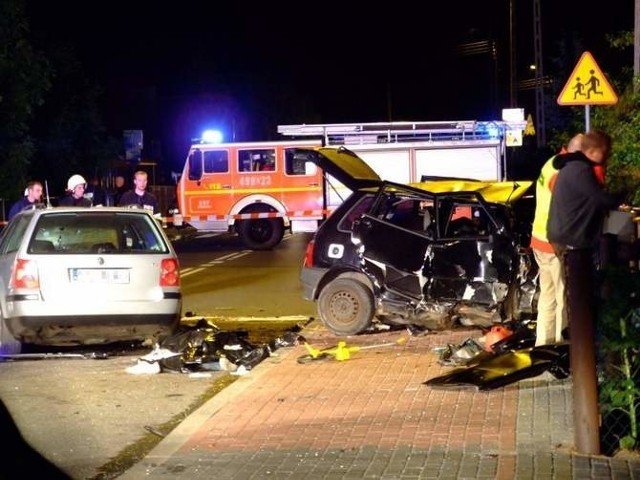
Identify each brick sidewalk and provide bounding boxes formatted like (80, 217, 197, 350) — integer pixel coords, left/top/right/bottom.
(120, 322, 640, 479)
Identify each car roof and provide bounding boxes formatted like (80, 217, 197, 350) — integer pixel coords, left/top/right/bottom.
(22, 205, 156, 216)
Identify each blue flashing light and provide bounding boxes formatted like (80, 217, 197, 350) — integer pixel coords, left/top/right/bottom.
(477, 122, 502, 140)
(201, 129, 224, 144)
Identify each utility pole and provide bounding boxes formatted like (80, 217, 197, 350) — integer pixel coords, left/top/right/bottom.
(533, 0, 545, 146)
(509, 0, 516, 107)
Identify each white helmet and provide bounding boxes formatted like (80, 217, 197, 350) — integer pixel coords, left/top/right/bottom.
(67, 174, 87, 191)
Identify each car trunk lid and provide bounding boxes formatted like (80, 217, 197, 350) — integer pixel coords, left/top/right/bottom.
(293, 146, 382, 191)
(33, 254, 168, 305)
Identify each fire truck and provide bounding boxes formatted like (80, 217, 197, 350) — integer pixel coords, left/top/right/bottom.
(176, 120, 524, 250)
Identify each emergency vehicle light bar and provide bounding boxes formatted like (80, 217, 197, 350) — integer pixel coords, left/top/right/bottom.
(278, 121, 477, 136)
(277, 121, 512, 145)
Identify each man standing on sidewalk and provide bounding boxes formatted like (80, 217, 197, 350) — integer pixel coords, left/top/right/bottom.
(530, 133, 583, 346)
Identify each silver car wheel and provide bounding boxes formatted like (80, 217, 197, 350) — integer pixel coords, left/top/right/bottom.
(318, 278, 374, 336)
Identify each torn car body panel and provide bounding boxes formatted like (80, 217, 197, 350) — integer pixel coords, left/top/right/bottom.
(425, 343, 570, 390)
(351, 182, 537, 330)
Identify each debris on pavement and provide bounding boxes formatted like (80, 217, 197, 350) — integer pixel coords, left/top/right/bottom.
(436, 337, 488, 367)
(426, 320, 572, 389)
(425, 343, 570, 390)
(435, 321, 536, 367)
(297, 336, 407, 364)
(126, 317, 305, 375)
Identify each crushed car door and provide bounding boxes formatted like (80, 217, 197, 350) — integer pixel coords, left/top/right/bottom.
(426, 194, 516, 307)
(353, 186, 435, 299)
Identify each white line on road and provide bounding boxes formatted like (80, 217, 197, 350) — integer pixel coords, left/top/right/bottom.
(206, 251, 250, 264)
(181, 251, 251, 275)
(180, 267, 205, 277)
(179, 231, 304, 276)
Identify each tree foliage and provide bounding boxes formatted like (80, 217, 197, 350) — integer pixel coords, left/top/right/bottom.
(0, 0, 123, 207)
(545, 31, 640, 205)
(30, 43, 121, 198)
(0, 0, 51, 202)
(591, 79, 640, 206)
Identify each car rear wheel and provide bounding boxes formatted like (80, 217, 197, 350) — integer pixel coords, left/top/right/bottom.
(236, 218, 284, 250)
(0, 317, 21, 355)
(318, 278, 374, 336)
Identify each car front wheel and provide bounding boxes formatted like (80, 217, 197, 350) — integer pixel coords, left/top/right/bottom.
(318, 278, 374, 336)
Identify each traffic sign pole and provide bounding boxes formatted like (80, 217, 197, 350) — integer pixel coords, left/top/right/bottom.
(585, 105, 590, 132)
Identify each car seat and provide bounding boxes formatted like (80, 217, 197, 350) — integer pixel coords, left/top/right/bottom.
(29, 240, 55, 253)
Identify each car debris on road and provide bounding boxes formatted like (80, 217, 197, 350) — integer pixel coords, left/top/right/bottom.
(425, 322, 570, 390)
(297, 336, 407, 363)
(125, 317, 305, 375)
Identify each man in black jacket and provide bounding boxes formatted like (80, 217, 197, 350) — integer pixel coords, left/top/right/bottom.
(118, 170, 160, 215)
(547, 130, 620, 252)
(8, 181, 43, 220)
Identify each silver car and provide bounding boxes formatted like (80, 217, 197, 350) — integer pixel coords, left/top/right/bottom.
(0, 205, 182, 354)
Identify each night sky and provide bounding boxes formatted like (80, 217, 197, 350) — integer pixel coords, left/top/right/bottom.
(26, 1, 634, 171)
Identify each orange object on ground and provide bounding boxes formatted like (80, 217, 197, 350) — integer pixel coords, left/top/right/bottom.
(484, 326, 513, 352)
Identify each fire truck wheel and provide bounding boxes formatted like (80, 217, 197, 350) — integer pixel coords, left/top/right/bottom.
(236, 218, 284, 250)
(317, 278, 374, 336)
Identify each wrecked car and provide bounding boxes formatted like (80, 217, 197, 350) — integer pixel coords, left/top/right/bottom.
(298, 146, 538, 336)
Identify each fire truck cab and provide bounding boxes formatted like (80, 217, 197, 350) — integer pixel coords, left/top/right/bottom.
(176, 139, 324, 250)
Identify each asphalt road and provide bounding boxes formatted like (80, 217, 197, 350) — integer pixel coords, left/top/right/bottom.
(0, 231, 315, 479)
(0, 348, 228, 479)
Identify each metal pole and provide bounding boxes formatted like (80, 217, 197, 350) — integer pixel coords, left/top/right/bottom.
(509, 0, 516, 107)
(533, 0, 545, 146)
(585, 105, 591, 132)
(566, 249, 601, 454)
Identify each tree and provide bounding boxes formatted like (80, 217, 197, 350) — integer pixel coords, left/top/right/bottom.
(590, 32, 640, 205)
(0, 0, 51, 204)
(30, 43, 121, 198)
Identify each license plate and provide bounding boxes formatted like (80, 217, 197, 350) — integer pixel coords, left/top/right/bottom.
(70, 269, 130, 284)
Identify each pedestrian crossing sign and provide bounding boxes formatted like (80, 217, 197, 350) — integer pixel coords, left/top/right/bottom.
(557, 51, 618, 106)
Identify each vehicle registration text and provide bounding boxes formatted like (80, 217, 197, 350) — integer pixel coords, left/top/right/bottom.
(70, 269, 130, 284)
